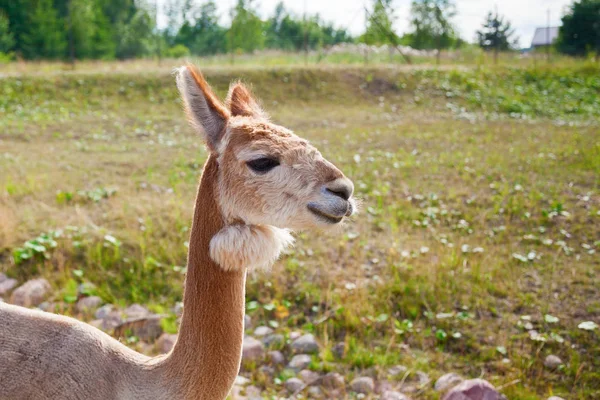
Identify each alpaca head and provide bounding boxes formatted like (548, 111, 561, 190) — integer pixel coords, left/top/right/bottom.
(176, 65, 355, 232)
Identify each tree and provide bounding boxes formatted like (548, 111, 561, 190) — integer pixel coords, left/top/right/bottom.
(174, 1, 226, 55)
(228, 0, 264, 54)
(0, 12, 14, 54)
(408, 0, 460, 51)
(265, 2, 352, 51)
(21, 0, 67, 59)
(361, 0, 397, 45)
(476, 11, 518, 51)
(557, 0, 600, 58)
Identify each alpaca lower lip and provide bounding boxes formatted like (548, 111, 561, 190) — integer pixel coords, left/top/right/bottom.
(307, 204, 344, 224)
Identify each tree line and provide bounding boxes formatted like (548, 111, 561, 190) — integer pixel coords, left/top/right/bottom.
(0, 0, 598, 61)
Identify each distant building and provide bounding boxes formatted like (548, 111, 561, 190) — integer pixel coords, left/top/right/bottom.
(531, 27, 559, 48)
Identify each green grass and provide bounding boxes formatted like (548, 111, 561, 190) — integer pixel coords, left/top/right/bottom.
(1, 61, 599, 399)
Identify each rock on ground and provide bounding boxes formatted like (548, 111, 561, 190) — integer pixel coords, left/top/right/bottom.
(285, 377, 304, 393)
(156, 333, 178, 353)
(544, 355, 563, 369)
(350, 376, 375, 394)
(332, 342, 346, 358)
(381, 391, 412, 400)
(262, 334, 284, 347)
(76, 296, 103, 313)
(267, 350, 285, 365)
(291, 333, 319, 354)
(442, 379, 502, 400)
(322, 372, 345, 389)
(298, 369, 320, 384)
(242, 336, 265, 361)
(252, 326, 273, 337)
(547, 397, 565, 400)
(10, 278, 51, 307)
(124, 303, 150, 319)
(288, 354, 311, 371)
(0, 273, 18, 296)
(388, 365, 408, 377)
(115, 315, 163, 341)
(95, 304, 114, 319)
(435, 373, 464, 391)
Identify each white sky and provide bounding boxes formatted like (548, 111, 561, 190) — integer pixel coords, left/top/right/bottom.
(157, 0, 573, 47)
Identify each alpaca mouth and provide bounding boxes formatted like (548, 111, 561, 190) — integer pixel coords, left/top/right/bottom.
(307, 204, 345, 224)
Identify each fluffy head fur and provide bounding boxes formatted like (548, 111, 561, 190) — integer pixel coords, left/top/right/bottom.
(177, 64, 355, 270)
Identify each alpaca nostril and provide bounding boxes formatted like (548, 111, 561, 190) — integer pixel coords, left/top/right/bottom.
(326, 188, 350, 200)
(324, 179, 353, 201)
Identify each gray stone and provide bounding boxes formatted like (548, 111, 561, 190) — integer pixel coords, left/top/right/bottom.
(76, 296, 103, 313)
(350, 376, 375, 394)
(244, 314, 252, 330)
(376, 380, 394, 394)
(253, 326, 273, 337)
(124, 304, 150, 319)
(234, 375, 251, 386)
(416, 371, 431, 387)
(289, 331, 302, 340)
(268, 350, 285, 365)
(101, 310, 123, 330)
(95, 304, 114, 319)
(388, 365, 408, 377)
(173, 302, 183, 316)
(332, 342, 346, 358)
(544, 355, 563, 369)
(307, 386, 322, 398)
(291, 333, 319, 354)
(262, 334, 284, 347)
(322, 372, 345, 389)
(245, 385, 262, 400)
(37, 302, 54, 312)
(258, 365, 275, 377)
(381, 392, 412, 400)
(435, 373, 464, 391)
(115, 315, 163, 341)
(285, 377, 304, 393)
(298, 369, 320, 384)
(442, 379, 502, 400)
(10, 278, 51, 307)
(0, 274, 18, 295)
(156, 333, 177, 353)
(288, 354, 312, 371)
(242, 336, 265, 361)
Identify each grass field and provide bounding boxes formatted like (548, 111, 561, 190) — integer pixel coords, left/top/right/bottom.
(1, 62, 599, 399)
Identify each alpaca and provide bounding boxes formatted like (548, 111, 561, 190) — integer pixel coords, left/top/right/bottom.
(0, 64, 355, 400)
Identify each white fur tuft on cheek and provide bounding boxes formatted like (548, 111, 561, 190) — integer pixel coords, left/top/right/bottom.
(209, 224, 294, 271)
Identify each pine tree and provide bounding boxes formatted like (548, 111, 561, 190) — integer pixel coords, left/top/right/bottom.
(558, 0, 600, 58)
(408, 0, 459, 50)
(228, 0, 264, 54)
(21, 0, 67, 59)
(361, 0, 397, 45)
(0, 12, 15, 54)
(476, 11, 518, 51)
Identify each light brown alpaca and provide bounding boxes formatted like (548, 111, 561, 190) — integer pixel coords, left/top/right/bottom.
(0, 65, 355, 400)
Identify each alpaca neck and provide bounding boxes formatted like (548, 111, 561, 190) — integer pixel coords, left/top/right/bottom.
(162, 154, 246, 399)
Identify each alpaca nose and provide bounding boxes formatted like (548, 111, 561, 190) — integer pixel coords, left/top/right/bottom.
(324, 178, 354, 201)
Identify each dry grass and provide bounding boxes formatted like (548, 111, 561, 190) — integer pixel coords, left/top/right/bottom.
(1, 63, 599, 399)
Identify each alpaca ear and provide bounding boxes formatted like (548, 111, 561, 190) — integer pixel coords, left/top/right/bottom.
(176, 65, 230, 151)
(226, 82, 269, 119)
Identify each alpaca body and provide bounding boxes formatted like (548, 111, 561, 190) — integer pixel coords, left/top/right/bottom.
(0, 302, 170, 400)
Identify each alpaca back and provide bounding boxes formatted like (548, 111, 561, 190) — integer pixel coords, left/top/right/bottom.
(0, 302, 164, 400)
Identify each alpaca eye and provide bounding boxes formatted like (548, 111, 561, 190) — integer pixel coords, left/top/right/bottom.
(246, 158, 280, 174)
